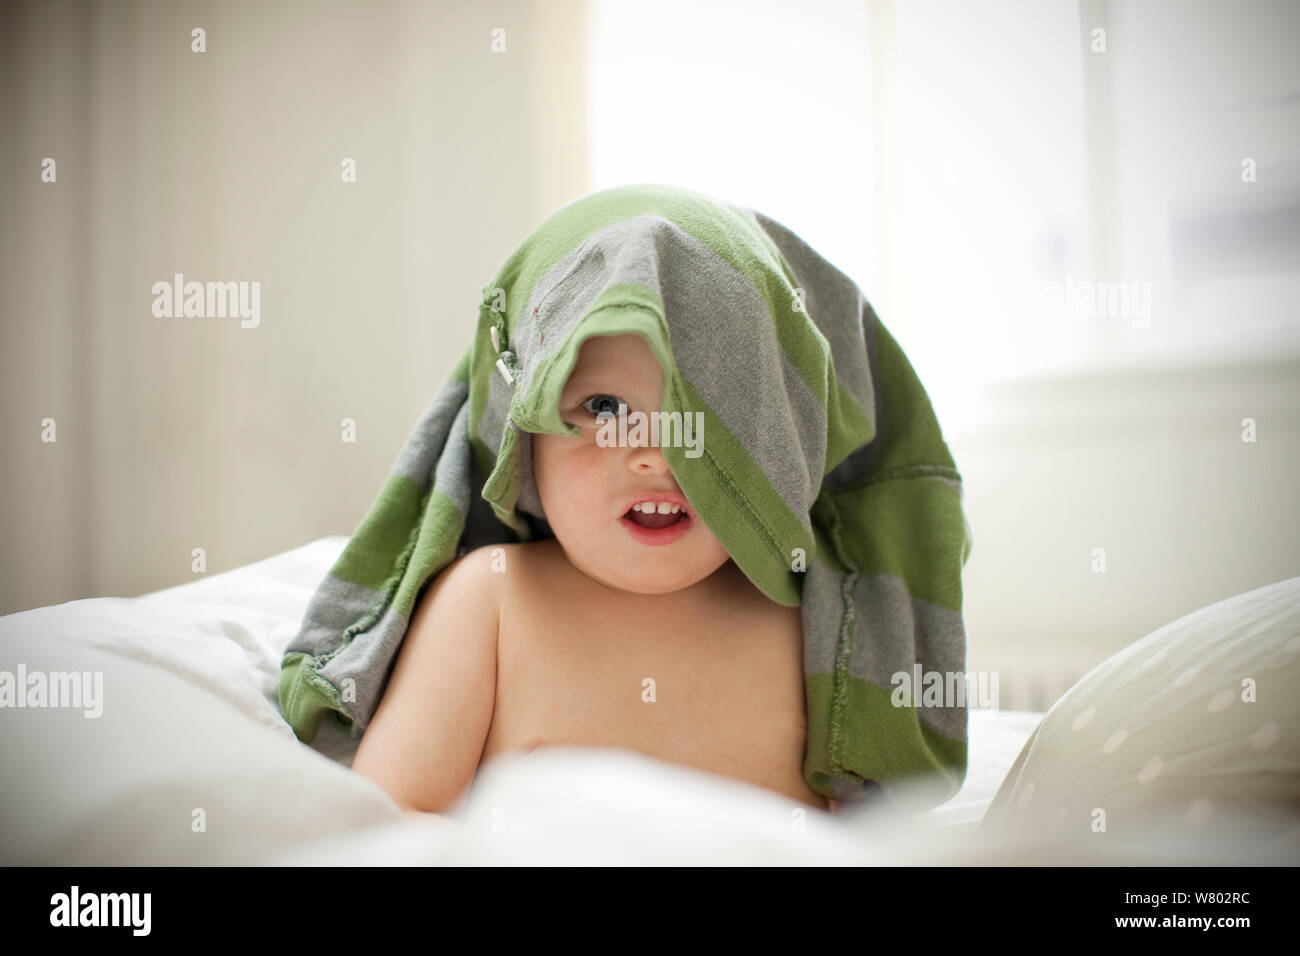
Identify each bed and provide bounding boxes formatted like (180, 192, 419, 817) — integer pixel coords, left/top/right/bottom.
(1, 537, 1295, 866)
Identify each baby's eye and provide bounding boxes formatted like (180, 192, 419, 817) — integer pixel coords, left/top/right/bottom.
(581, 394, 626, 418)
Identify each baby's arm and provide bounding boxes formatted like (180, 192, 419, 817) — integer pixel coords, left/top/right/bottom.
(350, 546, 499, 814)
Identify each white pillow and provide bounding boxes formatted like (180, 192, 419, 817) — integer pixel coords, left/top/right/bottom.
(978, 575, 1300, 863)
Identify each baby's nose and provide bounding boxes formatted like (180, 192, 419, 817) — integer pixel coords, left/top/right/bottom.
(626, 442, 671, 474)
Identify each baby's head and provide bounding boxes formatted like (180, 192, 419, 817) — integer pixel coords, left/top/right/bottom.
(531, 332, 731, 595)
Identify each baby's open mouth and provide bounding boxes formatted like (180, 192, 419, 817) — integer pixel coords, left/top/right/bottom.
(623, 502, 688, 530)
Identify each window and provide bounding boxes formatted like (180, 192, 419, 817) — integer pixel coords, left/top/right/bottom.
(587, 0, 1300, 416)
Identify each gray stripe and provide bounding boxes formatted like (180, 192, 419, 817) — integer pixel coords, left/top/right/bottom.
(744, 207, 876, 423)
(511, 236, 613, 397)
(318, 600, 414, 734)
(476, 357, 512, 457)
(287, 573, 384, 657)
(849, 572, 967, 739)
(513, 427, 545, 520)
(391, 378, 468, 487)
(802, 561, 967, 740)
(822, 293, 881, 488)
(661, 230, 825, 536)
(431, 401, 472, 517)
(292, 397, 473, 692)
(802, 558, 850, 676)
(510, 215, 826, 533)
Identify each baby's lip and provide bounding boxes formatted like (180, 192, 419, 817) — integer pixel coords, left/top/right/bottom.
(618, 489, 692, 518)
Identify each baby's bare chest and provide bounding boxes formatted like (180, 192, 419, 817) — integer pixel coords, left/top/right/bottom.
(482, 590, 810, 777)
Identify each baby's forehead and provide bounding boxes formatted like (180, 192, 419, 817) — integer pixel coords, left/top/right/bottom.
(564, 333, 661, 384)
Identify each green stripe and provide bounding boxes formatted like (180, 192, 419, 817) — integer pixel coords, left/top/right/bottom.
(278, 652, 344, 744)
(804, 671, 966, 801)
(469, 301, 501, 479)
(824, 380, 876, 475)
(391, 489, 469, 619)
(480, 424, 532, 539)
(667, 375, 812, 606)
(330, 474, 426, 592)
(861, 315, 957, 474)
(736, 207, 876, 473)
(826, 477, 967, 612)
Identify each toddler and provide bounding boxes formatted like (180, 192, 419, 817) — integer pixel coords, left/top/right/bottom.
(350, 331, 831, 812)
(281, 183, 972, 823)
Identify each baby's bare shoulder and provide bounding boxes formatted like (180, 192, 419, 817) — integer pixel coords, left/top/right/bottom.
(467, 539, 577, 613)
(425, 544, 498, 599)
(465, 538, 565, 572)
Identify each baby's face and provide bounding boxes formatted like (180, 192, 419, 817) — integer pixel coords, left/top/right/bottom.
(531, 333, 731, 595)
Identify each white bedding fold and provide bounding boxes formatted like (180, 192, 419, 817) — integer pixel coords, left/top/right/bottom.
(0, 536, 1043, 865)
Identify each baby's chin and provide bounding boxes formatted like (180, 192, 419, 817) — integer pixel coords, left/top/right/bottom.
(571, 547, 722, 596)
(602, 574, 703, 596)
(586, 563, 709, 596)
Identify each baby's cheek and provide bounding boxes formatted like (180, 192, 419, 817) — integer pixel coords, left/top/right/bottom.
(534, 436, 609, 527)
(569, 448, 618, 520)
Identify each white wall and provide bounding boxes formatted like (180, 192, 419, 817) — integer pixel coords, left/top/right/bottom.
(0, 0, 591, 613)
(948, 356, 1300, 711)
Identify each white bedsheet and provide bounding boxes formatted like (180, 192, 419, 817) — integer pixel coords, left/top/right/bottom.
(0, 536, 1042, 865)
